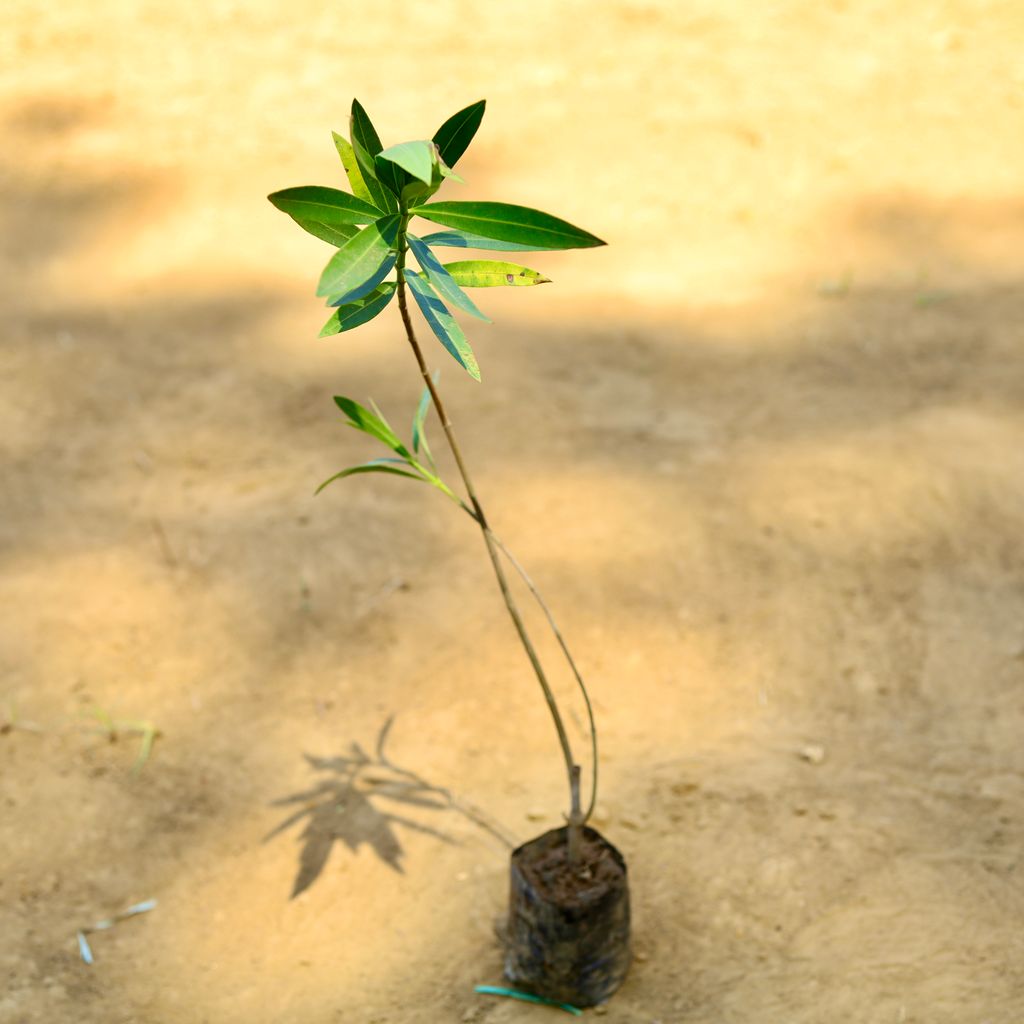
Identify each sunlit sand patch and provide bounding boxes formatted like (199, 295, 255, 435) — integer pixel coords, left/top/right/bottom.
(2, 547, 201, 710)
(722, 407, 1024, 558)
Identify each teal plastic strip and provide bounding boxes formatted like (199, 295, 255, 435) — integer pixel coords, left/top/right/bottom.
(474, 985, 583, 1016)
(77, 898, 157, 965)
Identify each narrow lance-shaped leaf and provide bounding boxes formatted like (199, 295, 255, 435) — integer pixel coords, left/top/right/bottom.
(331, 132, 374, 205)
(412, 375, 439, 467)
(411, 201, 605, 250)
(315, 459, 424, 496)
(334, 396, 411, 456)
(351, 101, 407, 197)
(267, 184, 378, 247)
(327, 254, 396, 307)
(368, 398, 404, 452)
(420, 229, 560, 253)
(374, 159, 409, 200)
(268, 186, 383, 226)
(284, 217, 359, 248)
(350, 99, 383, 158)
(408, 235, 490, 321)
(443, 260, 550, 288)
(319, 283, 396, 337)
(317, 215, 399, 298)
(332, 131, 397, 214)
(433, 100, 485, 169)
(350, 135, 380, 186)
(316, 457, 457, 502)
(403, 269, 481, 382)
(349, 99, 407, 197)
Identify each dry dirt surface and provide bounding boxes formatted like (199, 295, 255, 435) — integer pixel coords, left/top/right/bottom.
(3, 2, 1024, 1022)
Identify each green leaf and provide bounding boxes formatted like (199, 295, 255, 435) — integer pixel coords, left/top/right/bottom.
(377, 140, 435, 185)
(350, 99, 384, 157)
(351, 134, 381, 187)
(286, 216, 360, 248)
(410, 201, 605, 250)
(327, 254, 396, 306)
(350, 135, 373, 179)
(332, 132, 374, 205)
(369, 396, 455, 498)
(333, 131, 397, 214)
(419, 229, 559, 253)
(315, 459, 424, 496)
(349, 103, 408, 197)
(403, 151, 448, 204)
(403, 270, 481, 381)
(316, 216, 399, 298)
(408, 235, 490, 321)
(367, 398, 403, 450)
(349, 99, 409, 198)
(373, 154, 410, 199)
(443, 260, 551, 287)
(319, 283, 396, 336)
(333, 396, 411, 456)
(401, 179, 438, 205)
(412, 376, 438, 467)
(268, 186, 383, 226)
(433, 100, 485, 169)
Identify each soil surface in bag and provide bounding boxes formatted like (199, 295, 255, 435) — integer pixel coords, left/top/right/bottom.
(516, 827, 625, 909)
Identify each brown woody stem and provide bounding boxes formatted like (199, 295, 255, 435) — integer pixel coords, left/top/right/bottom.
(395, 218, 582, 855)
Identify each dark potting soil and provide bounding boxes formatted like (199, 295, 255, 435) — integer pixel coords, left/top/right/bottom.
(515, 827, 625, 910)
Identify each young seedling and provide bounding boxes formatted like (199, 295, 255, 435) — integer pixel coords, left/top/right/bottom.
(0, 701, 44, 734)
(86, 707, 161, 774)
(1, 702, 158, 774)
(269, 100, 630, 1005)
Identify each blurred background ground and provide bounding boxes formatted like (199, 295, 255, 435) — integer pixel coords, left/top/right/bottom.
(2, 2, 1024, 1021)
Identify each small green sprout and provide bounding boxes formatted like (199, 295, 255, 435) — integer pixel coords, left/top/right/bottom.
(87, 707, 161, 774)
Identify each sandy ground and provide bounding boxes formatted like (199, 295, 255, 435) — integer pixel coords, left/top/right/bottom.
(3, 2, 1024, 1021)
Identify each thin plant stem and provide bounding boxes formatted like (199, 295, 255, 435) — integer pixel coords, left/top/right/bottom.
(452, 511, 598, 822)
(395, 216, 585, 847)
(568, 765, 582, 863)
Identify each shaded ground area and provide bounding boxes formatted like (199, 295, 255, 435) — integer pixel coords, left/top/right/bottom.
(2, 3, 1024, 1022)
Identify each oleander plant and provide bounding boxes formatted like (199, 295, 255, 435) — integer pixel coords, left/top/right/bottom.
(269, 99, 630, 1007)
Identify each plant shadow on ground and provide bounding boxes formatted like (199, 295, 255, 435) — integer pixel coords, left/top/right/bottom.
(265, 716, 514, 898)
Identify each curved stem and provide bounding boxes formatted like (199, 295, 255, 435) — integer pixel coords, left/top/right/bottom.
(482, 526, 598, 822)
(395, 219, 583, 839)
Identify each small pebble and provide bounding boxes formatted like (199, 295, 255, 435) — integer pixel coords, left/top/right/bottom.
(798, 744, 826, 764)
(525, 808, 546, 822)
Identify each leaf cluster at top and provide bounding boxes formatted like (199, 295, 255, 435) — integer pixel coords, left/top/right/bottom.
(268, 98, 605, 383)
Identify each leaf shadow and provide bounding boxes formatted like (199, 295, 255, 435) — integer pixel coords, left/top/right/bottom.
(265, 716, 514, 899)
